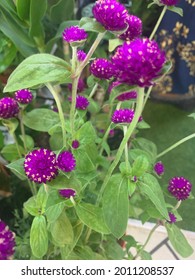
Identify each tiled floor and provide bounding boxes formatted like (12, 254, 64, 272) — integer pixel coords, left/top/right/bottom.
(127, 219, 195, 260)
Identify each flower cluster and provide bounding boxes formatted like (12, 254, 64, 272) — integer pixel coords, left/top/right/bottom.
(59, 188, 76, 199)
(90, 58, 115, 79)
(111, 38, 166, 87)
(68, 95, 89, 110)
(112, 108, 142, 124)
(62, 26, 88, 43)
(14, 89, 33, 104)
(154, 161, 165, 176)
(77, 50, 87, 62)
(57, 151, 76, 172)
(160, 0, 178, 6)
(168, 177, 192, 200)
(119, 15, 142, 41)
(0, 220, 15, 260)
(0, 97, 19, 119)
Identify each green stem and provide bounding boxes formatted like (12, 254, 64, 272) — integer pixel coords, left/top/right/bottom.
(97, 88, 145, 204)
(70, 76, 79, 136)
(142, 86, 153, 110)
(27, 180, 37, 196)
(71, 46, 77, 73)
(19, 111, 27, 153)
(157, 133, 195, 158)
(149, 6, 167, 40)
(123, 126, 129, 171)
(173, 200, 182, 211)
(12, 132, 22, 158)
(133, 223, 160, 260)
(89, 83, 98, 99)
(46, 83, 66, 147)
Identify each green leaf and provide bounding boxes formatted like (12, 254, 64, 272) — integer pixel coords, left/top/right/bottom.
(73, 147, 96, 173)
(45, 190, 66, 223)
(108, 38, 123, 52)
(2, 118, 19, 134)
(75, 202, 110, 234)
(79, 17, 105, 33)
(50, 0, 74, 24)
(19, 134, 34, 151)
(140, 250, 152, 260)
(131, 155, 149, 177)
(102, 174, 129, 238)
(166, 224, 193, 258)
(104, 236, 125, 260)
(1, 143, 24, 161)
(16, 0, 31, 20)
(29, 0, 47, 41)
(132, 137, 157, 162)
(30, 215, 48, 258)
(24, 196, 40, 216)
(167, 6, 183, 17)
(3, 54, 71, 92)
(6, 158, 26, 180)
(47, 174, 81, 191)
(50, 212, 74, 246)
(139, 173, 169, 220)
(36, 185, 48, 213)
(75, 122, 97, 146)
(22, 109, 60, 132)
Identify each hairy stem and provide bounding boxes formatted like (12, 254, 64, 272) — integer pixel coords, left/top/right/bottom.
(149, 5, 167, 40)
(19, 111, 27, 153)
(70, 76, 79, 136)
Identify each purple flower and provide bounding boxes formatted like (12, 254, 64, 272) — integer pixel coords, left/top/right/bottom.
(117, 91, 137, 101)
(112, 108, 142, 124)
(0, 97, 19, 119)
(92, 0, 128, 31)
(14, 89, 33, 104)
(69, 95, 89, 110)
(24, 149, 58, 184)
(68, 78, 86, 93)
(57, 151, 76, 172)
(59, 188, 76, 199)
(77, 50, 87, 61)
(154, 161, 164, 176)
(168, 212, 177, 224)
(90, 58, 115, 79)
(0, 220, 15, 260)
(62, 26, 88, 43)
(119, 15, 142, 41)
(72, 140, 80, 149)
(160, 0, 178, 6)
(111, 38, 166, 87)
(168, 176, 192, 200)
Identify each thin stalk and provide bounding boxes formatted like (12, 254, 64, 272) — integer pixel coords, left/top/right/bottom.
(149, 6, 167, 40)
(27, 180, 36, 196)
(12, 132, 22, 158)
(173, 200, 182, 211)
(157, 133, 195, 158)
(70, 76, 79, 136)
(97, 88, 145, 204)
(89, 83, 98, 99)
(142, 86, 153, 110)
(46, 83, 66, 147)
(71, 46, 77, 73)
(133, 223, 160, 259)
(123, 126, 129, 171)
(19, 111, 27, 153)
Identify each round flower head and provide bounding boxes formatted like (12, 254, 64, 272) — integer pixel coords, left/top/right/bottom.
(90, 58, 115, 79)
(68, 78, 86, 93)
(154, 161, 164, 176)
(168, 176, 192, 200)
(111, 38, 166, 87)
(160, 0, 178, 6)
(168, 212, 177, 224)
(57, 151, 76, 172)
(119, 15, 142, 41)
(0, 97, 19, 119)
(24, 149, 58, 184)
(92, 0, 128, 31)
(62, 26, 88, 43)
(69, 95, 89, 110)
(0, 220, 15, 260)
(72, 140, 80, 149)
(59, 188, 76, 199)
(112, 108, 142, 124)
(77, 50, 87, 61)
(14, 89, 33, 104)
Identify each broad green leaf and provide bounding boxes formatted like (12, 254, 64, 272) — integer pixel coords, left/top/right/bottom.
(6, 158, 26, 180)
(0, 38, 17, 73)
(167, 6, 183, 17)
(129, 148, 155, 164)
(139, 173, 169, 220)
(3, 54, 71, 92)
(75, 202, 110, 234)
(1, 143, 24, 162)
(109, 38, 123, 52)
(22, 109, 60, 132)
(75, 122, 96, 146)
(16, 0, 31, 20)
(104, 236, 125, 260)
(50, 0, 74, 24)
(73, 147, 96, 173)
(50, 212, 74, 246)
(47, 174, 81, 191)
(140, 250, 152, 260)
(102, 174, 129, 238)
(131, 155, 149, 177)
(45, 190, 66, 223)
(36, 185, 48, 213)
(132, 137, 157, 161)
(19, 134, 34, 151)
(2, 118, 19, 134)
(79, 17, 105, 33)
(24, 196, 39, 216)
(0, 131, 4, 149)
(166, 224, 193, 258)
(30, 215, 48, 258)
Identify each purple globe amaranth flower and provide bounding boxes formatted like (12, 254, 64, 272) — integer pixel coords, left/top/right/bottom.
(24, 149, 58, 184)
(168, 212, 177, 224)
(92, 0, 128, 32)
(168, 176, 192, 200)
(160, 0, 178, 6)
(14, 89, 33, 104)
(154, 161, 164, 176)
(117, 91, 137, 101)
(77, 50, 87, 61)
(68, 78, 86, 93)
(57, 151, 76, 172)
(0, 220, 15, 260)
(69, 95, 89, 110)
(111, 38, 166, 87)
(119, 15, 142, 41)
(111, 108, 142, 124)
(0, 97, 19, 119)
(59, 188, 76, 199)
(72, 140, 80, 149)
(62, 26, 88, 43)
(90, 58, 115, 79)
